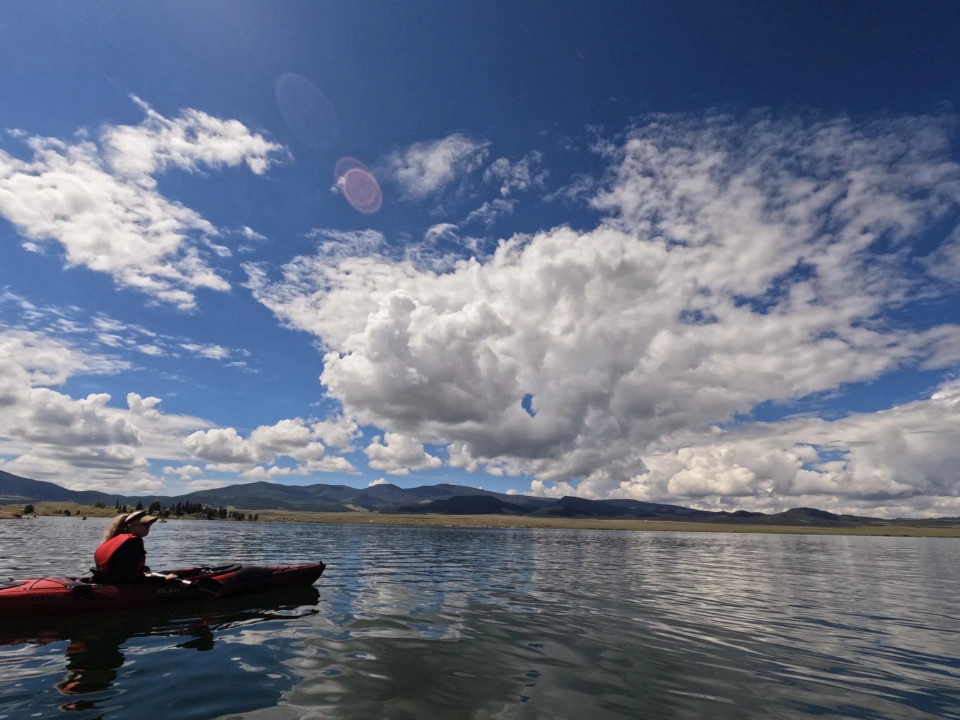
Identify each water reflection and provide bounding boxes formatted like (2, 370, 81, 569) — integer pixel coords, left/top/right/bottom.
(2, 520, 959, 720)
(0, 587, 319, 718)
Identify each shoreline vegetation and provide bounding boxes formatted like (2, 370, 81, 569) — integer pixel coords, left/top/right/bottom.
(2, 502, 959, 537)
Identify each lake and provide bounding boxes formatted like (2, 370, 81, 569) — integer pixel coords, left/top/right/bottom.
(1, 517, 958, 720)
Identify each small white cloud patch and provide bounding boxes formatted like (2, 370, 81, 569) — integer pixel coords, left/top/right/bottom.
(383, 134, 489, 199)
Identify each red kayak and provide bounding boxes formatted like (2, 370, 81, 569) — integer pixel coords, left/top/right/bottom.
(0, 562, 326, 618)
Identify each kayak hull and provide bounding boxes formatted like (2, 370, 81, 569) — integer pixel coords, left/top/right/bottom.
(0, 562, 325, 618)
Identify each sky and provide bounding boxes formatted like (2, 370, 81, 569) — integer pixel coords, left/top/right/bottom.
(1, 1, 959, 517)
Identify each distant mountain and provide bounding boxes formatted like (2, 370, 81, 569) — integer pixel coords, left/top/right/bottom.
(531, 496, 625, 518)
(0, 470, 117, 505)
(1, 471, 957, 526)
(397, 495, 528, 515)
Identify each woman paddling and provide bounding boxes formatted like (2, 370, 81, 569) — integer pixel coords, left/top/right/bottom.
(94, 510, 163, 583)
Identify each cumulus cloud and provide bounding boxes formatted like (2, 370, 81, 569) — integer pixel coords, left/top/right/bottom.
(241, 465, 293, 482)
(0, 328, 211, 492)
(249, 112, 960, 512)
(0, 96, 283, 309)
(618, 379, 960, 517)
(483, 151, 547, 196)
(311, 416, 361, 452)
(383, 133, 489, 199)
(163, 464, 204, 480)
(184, 427, 270, 465)
(368, 477, 389, 486)
(0, 316, 345, 492)
(447, 442, 480, 472)
(365, 433, 442, 475)
(184, 416, 357, 475)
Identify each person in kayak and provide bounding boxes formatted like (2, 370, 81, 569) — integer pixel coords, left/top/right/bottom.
(94, 510, 161, 583)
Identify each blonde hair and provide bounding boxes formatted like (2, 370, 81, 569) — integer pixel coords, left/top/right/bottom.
(102, 514, 131, 543)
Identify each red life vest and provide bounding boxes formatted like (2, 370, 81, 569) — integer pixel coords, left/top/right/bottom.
(94, 534, 146, 576)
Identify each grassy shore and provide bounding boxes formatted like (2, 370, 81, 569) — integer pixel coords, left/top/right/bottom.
(3, 503, 959, 537)
(244, 509, 960, 537)
(0, 502, 117, 519)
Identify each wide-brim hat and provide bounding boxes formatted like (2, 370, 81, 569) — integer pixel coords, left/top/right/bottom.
(124, 510, 159, 526)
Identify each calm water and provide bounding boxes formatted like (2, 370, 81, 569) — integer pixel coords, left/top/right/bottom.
(0, 518, 958, 720)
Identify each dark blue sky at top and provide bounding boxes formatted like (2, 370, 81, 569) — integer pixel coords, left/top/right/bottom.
(0, 1, 958, 491)
(3, 1, 958, 143)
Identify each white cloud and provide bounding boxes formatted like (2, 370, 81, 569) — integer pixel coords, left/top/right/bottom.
(250, 419, 313, 453)
(181, 343, 230, 360)
(926, 226, 960, 283)
(240, 226, 268, 242)
(424, 223, 459, 244)
(241, 465, 293, 482)
(365, 433, 442, 475)
(299, 455, 356, 473)
(0, 327, 127, 391)
(483, 151, 547, 196)
(103, 95, 280, 177)
(614, 379, 960, 517)
(368, 477, 389, 486)
(311, 416, 360, 452)
(0, 96, 283, 309)
(529, 479, 577, 499)
(447, 442, 480, 472)
(163, 464, 204, 480)
(184, 416, 357, 475)
(249, 112, 960, 512)
(383, 134, 489, 199)
(463, 199, 516, 227)
(0, 329, 211, 493)
(2, 294, 251, 367)
(184, 427, 268, 465)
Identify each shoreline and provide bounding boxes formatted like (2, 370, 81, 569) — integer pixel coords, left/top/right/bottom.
(250, 510, 960, 537)
(4, 503, 958, 537)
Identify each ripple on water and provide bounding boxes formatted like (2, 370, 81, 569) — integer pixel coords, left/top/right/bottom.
(1, 519, 959, 720)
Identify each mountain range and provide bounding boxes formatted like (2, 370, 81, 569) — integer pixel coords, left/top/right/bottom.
(2, 469, 957, 527)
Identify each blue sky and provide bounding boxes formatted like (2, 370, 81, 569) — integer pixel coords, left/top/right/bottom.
(1, 2, 959, 516)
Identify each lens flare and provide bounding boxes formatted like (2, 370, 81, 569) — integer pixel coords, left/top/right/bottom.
(334, 156, 370, 181)
(275, 73, 339, 150)
(342, 168, 383, 214)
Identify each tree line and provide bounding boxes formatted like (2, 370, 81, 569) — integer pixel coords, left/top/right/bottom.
(20, 501, 260, 521)
(112, 499, 259, 521)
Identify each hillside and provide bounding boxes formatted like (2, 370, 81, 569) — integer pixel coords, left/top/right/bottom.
(1, 470, 958, 527)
